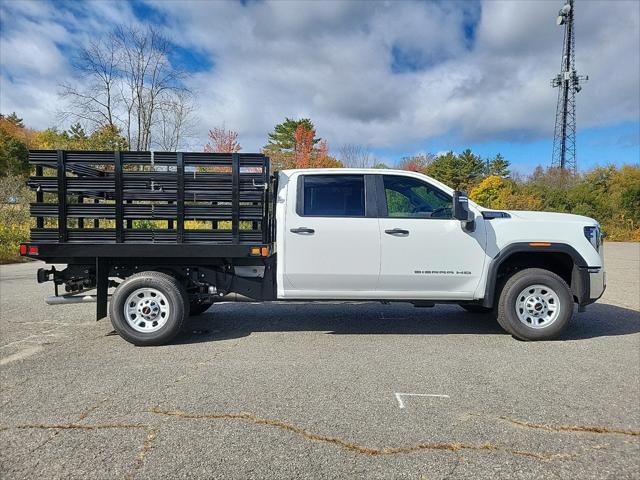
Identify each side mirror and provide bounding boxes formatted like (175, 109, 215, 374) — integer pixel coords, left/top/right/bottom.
(453, 191, 473, 222)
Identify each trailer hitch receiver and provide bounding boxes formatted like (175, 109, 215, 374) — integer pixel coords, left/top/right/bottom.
(37, 266, 57, 283)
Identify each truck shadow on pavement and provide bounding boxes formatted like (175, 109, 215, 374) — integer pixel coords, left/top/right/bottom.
(173, 302, 640, 345)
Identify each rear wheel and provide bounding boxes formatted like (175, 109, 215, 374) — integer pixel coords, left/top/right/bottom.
(497, 268, 573, 341)
(109, 271, 189, 346)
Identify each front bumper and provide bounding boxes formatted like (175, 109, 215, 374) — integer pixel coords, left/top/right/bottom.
(588, 267, 606, 301)
(572, 265, 606, 308)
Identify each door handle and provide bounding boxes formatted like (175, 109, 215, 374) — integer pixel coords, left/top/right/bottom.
(385, 228, 409, 235)
(290, 227, 315, 234)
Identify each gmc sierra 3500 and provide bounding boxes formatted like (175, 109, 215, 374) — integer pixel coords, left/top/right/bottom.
(21, 150, 605, 345)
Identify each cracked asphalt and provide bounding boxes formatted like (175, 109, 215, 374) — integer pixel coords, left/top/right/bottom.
(1, 242, 639, 479)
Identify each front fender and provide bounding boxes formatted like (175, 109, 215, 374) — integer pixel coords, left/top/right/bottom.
(481, 242, 590, 308)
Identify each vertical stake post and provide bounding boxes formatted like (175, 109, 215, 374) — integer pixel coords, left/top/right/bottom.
(57, 150, 67, 243)
(232, 153, 240, 243)
(176, 153, 185, 243)
(114, 151, 124, 243)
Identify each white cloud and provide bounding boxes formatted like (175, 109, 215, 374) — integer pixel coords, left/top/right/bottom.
(0, 0, 143, 129)
(0, 0, 638, 153)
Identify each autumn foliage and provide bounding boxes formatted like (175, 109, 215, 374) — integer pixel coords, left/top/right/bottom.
(294, 124, 313, 168)
(294, 126, 341, 168)
(204, 127, 241, 153)
(265, 119, 342, 170)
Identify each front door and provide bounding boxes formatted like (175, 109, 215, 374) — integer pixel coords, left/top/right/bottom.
(282, 173, 380, 299)
(376, 174, 487, 299)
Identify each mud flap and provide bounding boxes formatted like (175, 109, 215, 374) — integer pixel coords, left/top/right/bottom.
(96, 257, 109, 320)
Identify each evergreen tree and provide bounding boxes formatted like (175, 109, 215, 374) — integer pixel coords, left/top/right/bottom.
(67, 123, 88, 149)
(485, 153, 510, 177)
(265, 118, 319, 152)
(68, 123, 87, 141)
(426, 149, 484, 191)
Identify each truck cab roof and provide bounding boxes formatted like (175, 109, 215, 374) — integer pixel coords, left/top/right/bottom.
(279, 168, 457, 196)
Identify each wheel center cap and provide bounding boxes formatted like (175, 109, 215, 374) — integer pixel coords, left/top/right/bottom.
(142, 306, 151, 315)
(525, 296, 547, 316)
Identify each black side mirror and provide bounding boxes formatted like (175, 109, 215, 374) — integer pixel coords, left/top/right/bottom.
(453, 191, 473, 222)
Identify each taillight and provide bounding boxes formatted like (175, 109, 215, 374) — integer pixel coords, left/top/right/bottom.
(20, 245, 38, 255)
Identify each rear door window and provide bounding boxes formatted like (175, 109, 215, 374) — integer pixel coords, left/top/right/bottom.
(301, 175, 365, 217)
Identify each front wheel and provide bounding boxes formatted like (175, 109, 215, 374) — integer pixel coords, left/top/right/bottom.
(497, 268, 573, 341)
(109, 271, 189, 346)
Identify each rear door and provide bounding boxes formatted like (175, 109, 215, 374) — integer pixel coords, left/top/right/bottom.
(376, 173, 487, 299)
(281, 173, 380, 298)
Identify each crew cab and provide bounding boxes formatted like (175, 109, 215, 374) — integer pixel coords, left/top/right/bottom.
(21, 150, 606, 345)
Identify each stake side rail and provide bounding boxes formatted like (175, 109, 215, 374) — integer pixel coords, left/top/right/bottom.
(26, 150, 273, 259)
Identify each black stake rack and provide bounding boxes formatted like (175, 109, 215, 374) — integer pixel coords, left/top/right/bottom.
(26, 150, 273, 259)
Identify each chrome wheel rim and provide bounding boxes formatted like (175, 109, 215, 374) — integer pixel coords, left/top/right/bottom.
(515, 284, 560, 329)
(124, 288, 170, 333)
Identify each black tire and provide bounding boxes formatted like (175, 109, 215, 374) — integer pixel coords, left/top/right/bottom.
(460, 304, 494, 314)
(189, 300, 214, 316)
(109, 271, 189, 346)
(496, 268, 573, 341)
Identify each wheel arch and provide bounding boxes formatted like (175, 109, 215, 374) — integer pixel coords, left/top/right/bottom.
(482, 242, 589, 308)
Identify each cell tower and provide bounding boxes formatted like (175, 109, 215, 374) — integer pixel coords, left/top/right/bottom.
(551, 0, 588, 173)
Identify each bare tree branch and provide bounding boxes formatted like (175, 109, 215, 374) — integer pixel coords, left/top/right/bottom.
(339, 144, 374, 168)
(59, 25, 195, 151)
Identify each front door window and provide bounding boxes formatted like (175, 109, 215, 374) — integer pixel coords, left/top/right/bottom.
(383, 175, 452, 219)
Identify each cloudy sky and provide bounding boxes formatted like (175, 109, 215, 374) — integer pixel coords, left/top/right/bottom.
(1, 0, 638, 171)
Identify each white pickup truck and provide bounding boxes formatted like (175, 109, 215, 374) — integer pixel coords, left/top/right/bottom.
(23, 150, 606, 345)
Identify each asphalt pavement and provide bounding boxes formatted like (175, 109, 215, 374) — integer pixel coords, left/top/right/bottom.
(1, 242, 639, 479)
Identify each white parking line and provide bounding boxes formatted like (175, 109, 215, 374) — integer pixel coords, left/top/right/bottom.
(394, 392, 450, 409)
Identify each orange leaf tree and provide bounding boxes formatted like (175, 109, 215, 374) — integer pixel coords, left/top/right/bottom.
(204, 127, 241, 153)
(293, 124, 313, 168)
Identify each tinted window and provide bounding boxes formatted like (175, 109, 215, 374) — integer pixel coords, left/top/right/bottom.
(383, 176, 452, 218)
(303, 175, 365, 217)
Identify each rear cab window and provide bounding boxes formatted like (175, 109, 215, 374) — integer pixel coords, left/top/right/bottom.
(298, 175, 365, 217)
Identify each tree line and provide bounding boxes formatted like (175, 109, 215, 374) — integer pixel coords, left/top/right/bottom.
(2, 111, 639, 250)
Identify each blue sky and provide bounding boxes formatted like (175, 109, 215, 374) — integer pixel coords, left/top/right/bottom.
(374, 120, 640, 173)
(1, 0, 638, 173)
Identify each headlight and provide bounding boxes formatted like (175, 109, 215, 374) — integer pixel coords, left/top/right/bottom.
(583, 225, 601, 251)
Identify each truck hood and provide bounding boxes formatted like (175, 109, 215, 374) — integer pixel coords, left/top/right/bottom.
(501, 210, 598, 226)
